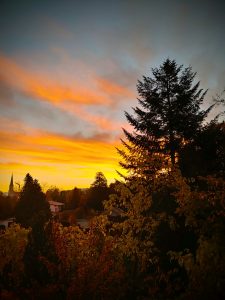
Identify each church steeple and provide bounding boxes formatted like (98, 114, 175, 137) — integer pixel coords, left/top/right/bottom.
(8, 174, 14, 197)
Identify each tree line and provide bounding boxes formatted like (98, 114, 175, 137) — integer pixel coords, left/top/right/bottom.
(0, 171, 113, 223)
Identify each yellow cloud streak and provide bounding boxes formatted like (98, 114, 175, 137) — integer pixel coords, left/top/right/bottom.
(0, 125, 123, 192)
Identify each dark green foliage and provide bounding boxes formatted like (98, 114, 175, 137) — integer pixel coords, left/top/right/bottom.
(23, 232, 49, 285)
(15, 173, 51, 229)
(68, 187, 82, 209)
(120, 58, 211, 169)
(46, 187, 61, 202)
(13, 174, 51, 287)
(23, 221, 59, 287)
(173, 176, 225, 300)
(91, 171, 108, 188)
(59, 187, 83, 210)
(86, 172, 109, 211)
(0, 193, 16, 220)
(180, 121, 225, 178)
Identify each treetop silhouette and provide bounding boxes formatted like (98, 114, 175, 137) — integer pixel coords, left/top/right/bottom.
(120, 58, 213, 173)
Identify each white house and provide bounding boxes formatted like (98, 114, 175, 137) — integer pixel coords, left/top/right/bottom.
(0, 217, 15, 229)
(49, 200, 64, 213)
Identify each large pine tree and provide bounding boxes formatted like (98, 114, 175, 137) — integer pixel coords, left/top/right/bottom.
(119, 59, 212, 173)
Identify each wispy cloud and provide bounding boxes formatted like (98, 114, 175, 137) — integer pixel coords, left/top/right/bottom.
(95, 76, 134, 99)
(0, 53, 112, 105)
(0, 52, 135, 107)
(0, 52, 134, 133)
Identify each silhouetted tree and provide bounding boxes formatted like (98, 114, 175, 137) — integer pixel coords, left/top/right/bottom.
(15, 173, 51, 229)
(180, 121, 225, 178)
(0, 194, 16, 220)
(119, 58, 212, 173)
(69, 187, 82, 209)
(14, 174, 51, 286)
(110, 59, 215, 297)
(91, 172, 108, 188)
(46, 187, 61, 202)
(87, 172, 109, 211)
(59, 187, 83, 210)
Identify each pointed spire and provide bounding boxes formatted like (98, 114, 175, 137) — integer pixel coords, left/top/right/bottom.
(8, 173, 14, 197)
(10, 173, 13, 185)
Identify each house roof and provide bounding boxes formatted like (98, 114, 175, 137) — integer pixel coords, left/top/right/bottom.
(0, 217, 15, 222)
(48, 200, 64, 206)
(103, 207, 124, 217)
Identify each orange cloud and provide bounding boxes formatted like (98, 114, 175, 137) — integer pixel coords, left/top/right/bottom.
(0, 54, 112, 105)
(62, 104, 127, 131)
(95, 77, 134, 98)
(0, 53, 135, 108)
(0, 53, 135, 132)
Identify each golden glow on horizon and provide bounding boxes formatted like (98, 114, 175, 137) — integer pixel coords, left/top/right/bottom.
(0, 121, 124, 192)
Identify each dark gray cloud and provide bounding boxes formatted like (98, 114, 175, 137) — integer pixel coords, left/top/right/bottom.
(0, 78, 15, 107)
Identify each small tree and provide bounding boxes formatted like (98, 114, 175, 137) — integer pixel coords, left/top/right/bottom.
(0, 224, 30, 291)
(14, 174, 51, 286)
(46, 187, 61, 202)
(86, 172, 109, 211)
(15, 173, 51, 229)
(91, 172, 108, 188)
(68, 187, 83, 210)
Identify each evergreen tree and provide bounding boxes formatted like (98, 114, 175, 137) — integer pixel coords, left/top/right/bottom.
(180, 121, 225, 178)
(91, 172, 108, 188)
(14, 174, 51, 285)
(120, 59, 212, 171)
(87, 172, 109, 211)
(0, 193, 16, 220)
(15, 173, 51, 229)
(70, 187, 82, 209)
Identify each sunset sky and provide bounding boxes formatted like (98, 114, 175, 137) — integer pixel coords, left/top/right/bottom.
(0, 0, 225, 192)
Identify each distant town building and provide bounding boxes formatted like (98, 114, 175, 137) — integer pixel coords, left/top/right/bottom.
(49, 200, 64, 213)
(0, 217, 15, 229)
(103, 207, 125, 222)
(76, 218, 89, 229)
